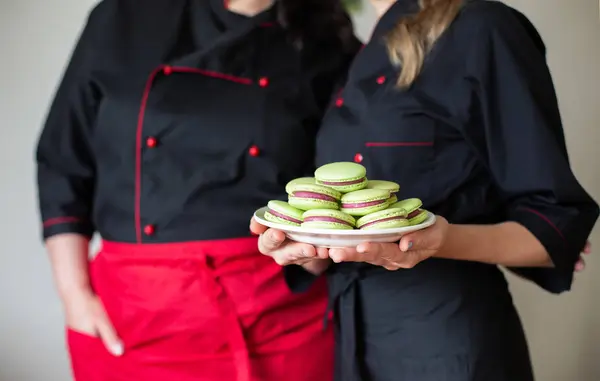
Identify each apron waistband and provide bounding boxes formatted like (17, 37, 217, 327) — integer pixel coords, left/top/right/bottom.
(100, 237, 259, 258)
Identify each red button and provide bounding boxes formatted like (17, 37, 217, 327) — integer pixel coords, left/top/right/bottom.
(258, 77, 269, 87)
(146, 137, 157, 148)
(376, 76, 386, 84)
(354, 153, 363, 163)
(249, 145, 260, 157)
(163, 65, 173, 75)
(335, 98, 344, 107)
(143, 224, 155, 236)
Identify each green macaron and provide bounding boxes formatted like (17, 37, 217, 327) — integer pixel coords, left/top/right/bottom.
(285, 177, 316, 194)
(356, 207, 410, 230)
(366, 180, 400, 194)
(367, 180, 399, 205)
(340, 189, 391, 216)
(387, 194, 398, 204)
(390, 198, 428, 225)
(314, 162, 368, 193)
(301, 209, 356, 230)
(288, 183, 341, 210)
(264, 200, 304, 226)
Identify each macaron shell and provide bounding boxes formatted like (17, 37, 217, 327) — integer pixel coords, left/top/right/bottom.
(341, 189, 391, 216)
(314, 162, 367, 182)
(408, 210, 429, 225)
(341, 201, 390, 217)
(267, 200, 304, 221)
(320, 177, 368, 193)
(301, 221, 354, 230)
(314, 162, 368, 193)
(264, 210, 301, 226)
(355, 207, 407, 228)
(289, 197, 339, 211)
(285, 177, 316, 194)
(390, 198, 423, 213)
(366, 180, 400, 193)
(302, 209, 356, 227)
(360, 219, 411, 230)
(387, 194, 398, 204)
(288, 183, 342, 200)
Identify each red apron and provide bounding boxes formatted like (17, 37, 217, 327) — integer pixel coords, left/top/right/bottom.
(66, 237, 333, 381)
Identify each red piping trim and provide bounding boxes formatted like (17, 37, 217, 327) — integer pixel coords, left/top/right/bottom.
(134, 65, 257, 242)
(365, 142, 434, 147)
(168, 66, 253, 85)
(135, 67, 163, 243)
(519, 207, 565, 240)
(43, 216, 82, 227)
(260, 22, 275, 27)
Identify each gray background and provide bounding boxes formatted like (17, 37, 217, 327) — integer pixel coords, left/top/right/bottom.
(1, 0, 598, 380)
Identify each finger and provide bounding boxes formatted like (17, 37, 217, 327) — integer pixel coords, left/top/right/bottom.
(329, 248, 360, 263)
(258, 229, 286, 253)
(250, 218, 268, 236)
(582, 241, 591, 254)
(360, 242, 417, 268)
(94, 310, 123, 356)
(316, 246, 330, 259)
(273, 242, 317, 266)
(398, 234, 417, 252)
(575, 258, 585, 272)
(356, 242, 383, 261)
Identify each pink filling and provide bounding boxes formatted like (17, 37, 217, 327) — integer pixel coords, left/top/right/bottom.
(341, 199, 387, 209)
(319, 177, 365, 186)
(292, 191, 337, 202)
(360, 216, 407, 229)
(408, 209, 423, 219)
(304, 216, 353, 227)
(268, 209, 302, 224)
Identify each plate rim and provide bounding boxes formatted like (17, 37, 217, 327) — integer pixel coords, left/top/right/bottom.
(253, 206, 436, 236)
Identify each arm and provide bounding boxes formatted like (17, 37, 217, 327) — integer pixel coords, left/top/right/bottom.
(37, 5, 100, 294)
(329, 7, 598, 291)
(451, 5, 598, 290)
(36, 3, 125, 354)
(436, 222, 551, 267)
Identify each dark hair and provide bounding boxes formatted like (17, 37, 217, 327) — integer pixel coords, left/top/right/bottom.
(277, 0, 360, 54)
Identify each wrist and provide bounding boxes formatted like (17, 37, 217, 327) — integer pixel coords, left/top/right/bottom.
(59, 284, 94, 304)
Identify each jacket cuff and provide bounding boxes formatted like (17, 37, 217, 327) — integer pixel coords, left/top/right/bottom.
(42, 217, 94, 240)
(507, 207, 576, 293)
(507, 267, 573, 294)
(508, 207, 574, 271)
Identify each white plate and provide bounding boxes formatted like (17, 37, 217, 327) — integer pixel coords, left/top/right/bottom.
(253, 207, 436, 248)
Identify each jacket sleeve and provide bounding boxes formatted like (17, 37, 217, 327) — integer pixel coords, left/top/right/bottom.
(461, 5, 599, 293)
(36, 4, 106, 240)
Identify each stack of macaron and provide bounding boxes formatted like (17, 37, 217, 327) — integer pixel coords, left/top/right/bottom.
(263, 162, 429, 230)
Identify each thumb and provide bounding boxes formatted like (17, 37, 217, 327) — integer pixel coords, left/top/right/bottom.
(261, 229, 286, 251)
(250, 217, 268, 235)
(95, 311, 123, 356)
(399, 232, 421, 252)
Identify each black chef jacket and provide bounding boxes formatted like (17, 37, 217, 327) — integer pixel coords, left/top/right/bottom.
(286, 1, 599, 381)
(36, 0, 357, 243)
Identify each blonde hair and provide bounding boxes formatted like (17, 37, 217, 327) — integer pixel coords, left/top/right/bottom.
(385, 0, 464, 88)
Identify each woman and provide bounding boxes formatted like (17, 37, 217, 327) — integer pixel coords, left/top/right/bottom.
(253, 0, 599, 380)
(36, 0, 360, 380)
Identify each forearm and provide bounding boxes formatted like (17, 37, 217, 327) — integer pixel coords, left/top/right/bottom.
(435, 222, 552, 267)
(301, 258, 332, 275)
(46, 233, 93, 301)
